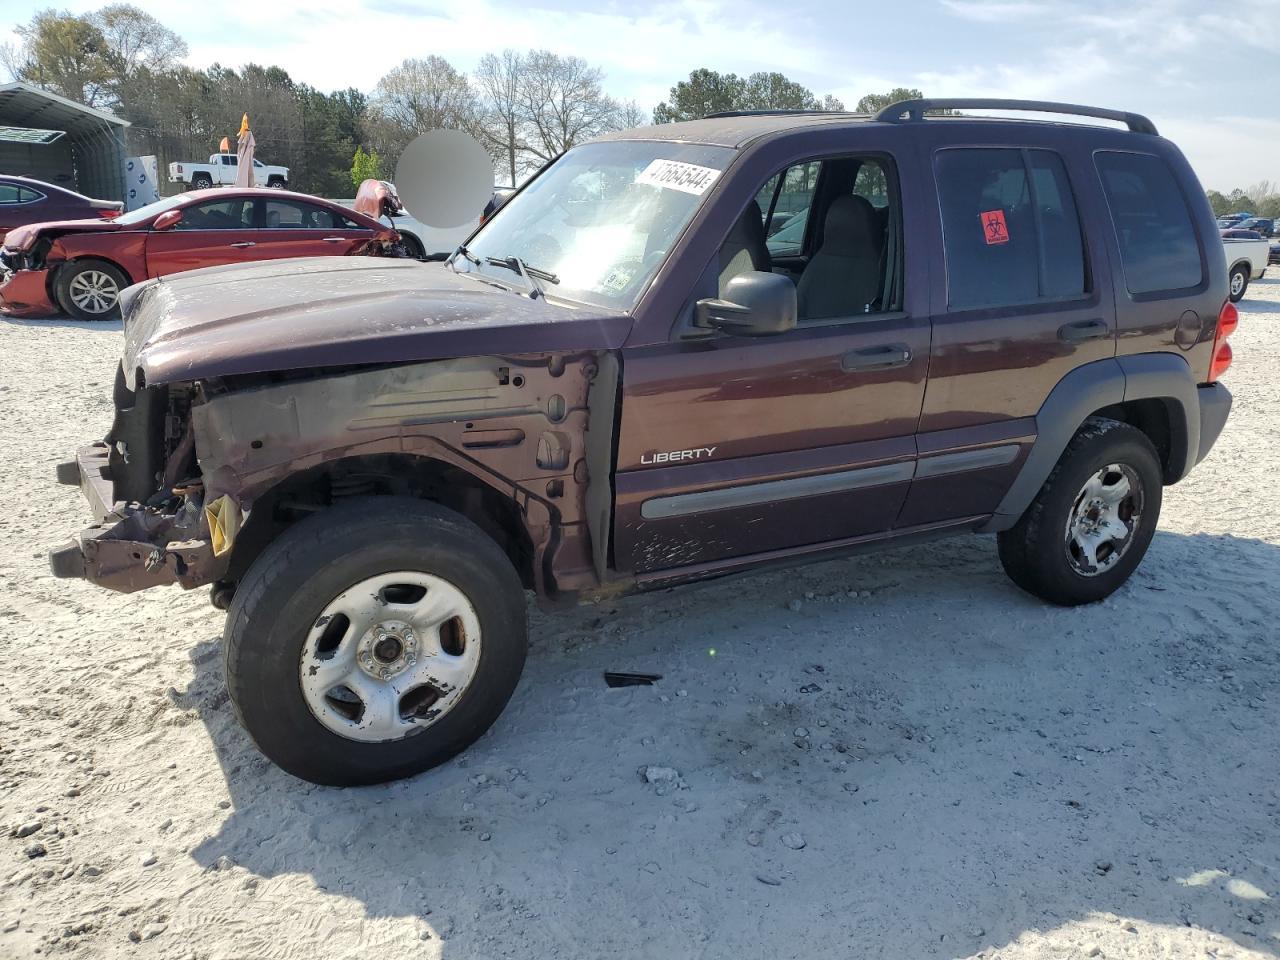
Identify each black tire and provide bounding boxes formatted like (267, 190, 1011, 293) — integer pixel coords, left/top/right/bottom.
(267, 177, 287, 189)
(397, 232, 425, 260)
(1228, 264, 1249, 303)
(53, 259, 127, 321)
(224, 497, 528, 786)
(997, 417, 1162, 606)
(190, 173, 213, 191)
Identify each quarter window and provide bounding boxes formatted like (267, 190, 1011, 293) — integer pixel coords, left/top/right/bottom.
(1095, 151, 1202, 295)
(936, 148, 1087, 309)
(0, 184, 22, 204)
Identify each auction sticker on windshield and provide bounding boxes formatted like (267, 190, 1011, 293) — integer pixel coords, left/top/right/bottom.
(635, 159, 721, 196)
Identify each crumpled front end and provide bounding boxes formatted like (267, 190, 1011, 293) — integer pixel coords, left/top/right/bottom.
(0, 248, 58, 317)
(48, 365, 228, 593)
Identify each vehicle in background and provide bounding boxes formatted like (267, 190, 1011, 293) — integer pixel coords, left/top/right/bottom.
(0, 175, 121, 246)
(1270, 238, 1280, 266)
(169, 154, 290, 191)
(1236, 217, 1274, 238)
(1221, 212, 1251, 222)
(1222, 230, 1268, 301)
(0, 188, 395, 320)
(349, 180, 514, 259)
(49, 99, 1236, 786)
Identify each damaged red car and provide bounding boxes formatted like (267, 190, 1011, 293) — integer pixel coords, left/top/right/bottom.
(0, 188, 397, 321)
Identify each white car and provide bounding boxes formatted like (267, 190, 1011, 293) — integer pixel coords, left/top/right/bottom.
(169, 154, 290, 191)
(1222, 231, 1269, 302)
(339, 183, 513, 260)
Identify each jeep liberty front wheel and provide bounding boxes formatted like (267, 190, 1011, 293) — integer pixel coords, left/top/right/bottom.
(224, 498, 527, 786)
(997, 417, 1162, 606)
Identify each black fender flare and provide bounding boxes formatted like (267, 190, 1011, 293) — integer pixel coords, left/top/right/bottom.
(979, 353, 1199, 532)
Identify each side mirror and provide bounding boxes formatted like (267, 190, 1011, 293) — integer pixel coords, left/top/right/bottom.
(152, 210, 182, 231)
(695, 271, 797, 337)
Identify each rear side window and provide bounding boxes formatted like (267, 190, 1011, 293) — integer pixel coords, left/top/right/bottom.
(936, 148, 1086, 309)
(264, 199, 358, 230)
(1095, 151, 1202, 295)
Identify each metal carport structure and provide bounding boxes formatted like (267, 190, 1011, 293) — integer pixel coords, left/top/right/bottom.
(0, 81, 129, 202)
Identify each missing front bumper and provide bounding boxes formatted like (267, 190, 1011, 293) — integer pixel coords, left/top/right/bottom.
(48, 443, 222, 593)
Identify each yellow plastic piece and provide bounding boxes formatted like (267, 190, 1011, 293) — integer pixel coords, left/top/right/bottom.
(204, 494, 241, 557)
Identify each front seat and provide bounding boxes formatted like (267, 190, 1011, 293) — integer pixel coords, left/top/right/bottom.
(718, 199, 771, 295)
(797, 195, 883, 320)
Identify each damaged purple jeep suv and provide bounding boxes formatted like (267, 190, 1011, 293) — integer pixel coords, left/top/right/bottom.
(50, 100, 1235, 785)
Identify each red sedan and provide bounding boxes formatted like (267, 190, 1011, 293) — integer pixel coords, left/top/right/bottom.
(0, 188, 397, 320)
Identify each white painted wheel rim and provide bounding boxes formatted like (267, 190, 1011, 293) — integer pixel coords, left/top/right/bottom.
(1231, 271, 1245, 297)
(1064, 463, 1142, 577)
(67, 270, 119, 314)
(299, 571, 482, 742)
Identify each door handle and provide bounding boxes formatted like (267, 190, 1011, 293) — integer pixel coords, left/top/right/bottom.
(321, 237, 346, 243)
(1058, 319, 1109, 342)
(842, 343, 912, 372)
(229, 241, 256, 248)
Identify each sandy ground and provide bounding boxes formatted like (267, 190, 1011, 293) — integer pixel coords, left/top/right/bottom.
(1, 279, 1278, 960)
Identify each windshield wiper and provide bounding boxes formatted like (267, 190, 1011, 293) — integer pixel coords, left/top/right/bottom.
(483, 255, 559, 300)
(453, 244, 482, 269)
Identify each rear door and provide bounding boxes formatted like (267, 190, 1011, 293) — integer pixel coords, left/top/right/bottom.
(613, 129, 933, 574)
(251, 197, 375, 260)
(897, 128, 1117, 527)
(144, 196, 259, 276)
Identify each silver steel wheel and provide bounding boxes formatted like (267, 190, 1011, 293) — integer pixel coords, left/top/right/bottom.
(1230, 269, 1246, 297)
(1064, 463, 1143, 577)
(299, 571, 482, 743)
(67, 269, 119, 314)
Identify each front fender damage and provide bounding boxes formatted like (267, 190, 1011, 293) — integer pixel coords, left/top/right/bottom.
(191, 352, 607, 598)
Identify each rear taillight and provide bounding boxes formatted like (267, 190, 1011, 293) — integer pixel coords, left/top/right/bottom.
(175, 164, 182, 173)
(98, 209, 120, 219)
(1208, 300, 1238, 382)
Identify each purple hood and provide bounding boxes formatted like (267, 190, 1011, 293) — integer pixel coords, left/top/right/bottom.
(121, 257, 632, 387)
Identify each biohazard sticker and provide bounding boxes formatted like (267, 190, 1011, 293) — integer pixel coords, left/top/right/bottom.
(635, 159, 721, 196)
(981, 209, 1009, 245)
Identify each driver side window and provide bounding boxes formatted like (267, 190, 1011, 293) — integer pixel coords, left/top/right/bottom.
(174, 198, 254, 230)
(717, 154, 903, 322)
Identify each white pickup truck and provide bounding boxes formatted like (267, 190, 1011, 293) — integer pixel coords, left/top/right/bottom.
(1223, 232, 1269, 302)
(168, 154, 290, 191)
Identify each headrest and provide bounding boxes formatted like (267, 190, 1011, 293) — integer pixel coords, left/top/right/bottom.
(822, 195, 879, 255)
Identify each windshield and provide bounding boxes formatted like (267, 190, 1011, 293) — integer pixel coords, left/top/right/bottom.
(115, 194, 187, 226)
(458, 140, 734, 309)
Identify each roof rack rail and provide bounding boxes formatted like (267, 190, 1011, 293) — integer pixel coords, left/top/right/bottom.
(874, 98, 1158, 136)
(703, 109, 863, 119)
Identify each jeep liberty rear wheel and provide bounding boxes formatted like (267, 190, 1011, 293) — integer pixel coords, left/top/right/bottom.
(224, 497, 527, 786)
(997, 418, 1162, 606)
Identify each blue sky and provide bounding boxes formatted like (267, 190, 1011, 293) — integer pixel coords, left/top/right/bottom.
(3, 0, 1276, 190)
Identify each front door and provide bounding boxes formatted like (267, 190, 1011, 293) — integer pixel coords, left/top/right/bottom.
(144, 196, 259, 276)
(614, 144, 931, 574)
